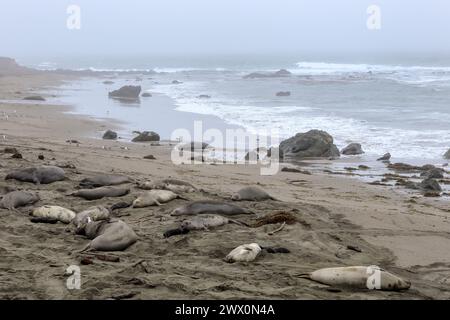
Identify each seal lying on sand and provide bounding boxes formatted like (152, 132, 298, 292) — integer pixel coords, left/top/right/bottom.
(231, 186, 277, 201)
(137, 179, 197, 193)
(224, 243, 262, 263)
(72, 186, 130, 200)
(300, 266, 411, 291)
(181, 214, 249, 230)
(132, 190, 186, 207)
(32, 205, 76, 224)
(0, 191, 39, 210)
(5, 166, 65, 184)
(171, 201, 253, 216)
(80, 218, 137, 252)
(72, 206, 110, 234)
(79, 174, 131, 188)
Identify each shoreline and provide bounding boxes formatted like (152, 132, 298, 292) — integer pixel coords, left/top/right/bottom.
(1, 72, 450, 299)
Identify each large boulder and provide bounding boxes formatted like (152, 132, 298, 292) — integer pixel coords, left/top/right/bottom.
(108, 85, 141, 99)
(279, 130, 340, 159)
(341, 143, 364, 155)
(243, 69, 292, 79)
(444, 149, 450, 159)
(420, 178, 442, 192)
(102, 130, 117, 140)
(132, 131, 160, 142)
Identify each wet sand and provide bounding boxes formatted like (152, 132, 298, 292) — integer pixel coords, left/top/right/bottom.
(1, 73, 450, 300)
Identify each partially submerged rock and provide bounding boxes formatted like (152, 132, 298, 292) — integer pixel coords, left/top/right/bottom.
(279, 130, 340, 160)
(108, 85, 141, 99)
(444, 149, 450, 160)
(23, 95, 45, 101)
(420, 178, 442, 192)
(141, 92, 152, 97)
(341, 143, 364, 155)
(132, 131, 160, 142)
(276, 91, 291, 97)
(244, 69, 292, 79)
(377, 153, 391, 161)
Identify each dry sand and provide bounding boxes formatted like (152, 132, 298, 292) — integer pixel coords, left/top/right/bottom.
(1, 73, 450, 300)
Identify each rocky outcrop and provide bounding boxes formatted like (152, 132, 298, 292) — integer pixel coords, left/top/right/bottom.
(420, 168, 444, 179)
(444, 149, 450, 159)
(132, 131, 160, 142)
(108, 85, 141, 99)
(0, 57, 37, 76)
(243, 69, 292, 79)
(276, 91, 291, 97)
(341, 143, 364, 155)
(23, 95, 45, 101)
(279, 130, 340, 160)
(102, 130, 117, 140)
(377, 153, 391, 161)
(420, 178, 442, 192)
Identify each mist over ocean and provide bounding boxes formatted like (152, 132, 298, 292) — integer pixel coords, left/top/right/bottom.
(26, 54, 450, 165)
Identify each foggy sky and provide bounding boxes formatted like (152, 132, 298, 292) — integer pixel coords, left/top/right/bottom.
(1, 0, 449, 58)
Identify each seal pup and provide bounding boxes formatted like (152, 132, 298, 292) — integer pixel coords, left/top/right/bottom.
(231, 186, 277, 201)
(137, 179, 197, 193)
(0, 191, 39, 210)
(299, 266, 411, 291)
(79, 174, 131, 188)
(71, 186, 130, 200)
(32, 205, 76, 224)
(171, 201, 253, 216)
(180, 214, 249, 231)
(72, 206, 110, 234)
(5, 166, 65, 184)
(132, 190, 186, 208)
(80, 218, 137, 252)
(224, 243, 262, 263)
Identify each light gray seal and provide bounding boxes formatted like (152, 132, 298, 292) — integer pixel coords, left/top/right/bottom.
(138, 178, 197, 193)
(171, 200, 254, 216)
(80, 218, 137, 252)
(71, 186, 130, 200)
(0, 190, 40, 210)
(5, 166, 65, 184)
(231, 186, 277, 201)
(180, 214, 249, 231)
(79, 174, 131, 188)
(73, 206, 111, 234)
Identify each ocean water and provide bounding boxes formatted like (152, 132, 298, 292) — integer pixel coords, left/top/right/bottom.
(24, 54, 450, 165)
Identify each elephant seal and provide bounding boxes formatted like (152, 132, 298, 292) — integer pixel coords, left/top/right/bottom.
(80, 218, 137, 252)
(72, 186, 130, 200)
(0, 191, 39, 210)
(132, 190, 186, 208)
(72, 206, 110, 234)
(79, 174, 131, 188)
(171, 201, 254, 216)
(137, 179, 197, 193)
(300, 266, 411, 291)
(231, 186, 277, 201)
(224, 243, 261, 263)
(5, 166, 65, 184)
(180, 214, 249, 231)
(32, 205, 76, 224)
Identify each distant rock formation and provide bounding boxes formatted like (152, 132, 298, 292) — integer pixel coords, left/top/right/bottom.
(172, 80, 183, 84)
(243, 69, 292, 79)
(197, 95, 211, 99)
(103, 80, 114, 85)
(132, 131, 160, 142)
(141, 92, 152, 97)
(0, 57, 38, 76)
(279, 130, 340, 160)
(377, 153, 391, 161)
(23, 95, 46, 101)
(102, 130, 117, 140)
(276, 91, 291, 97)
(341, 143, 364, 155)
(444, 149, 450, 159)
(108, 85, 141, 99)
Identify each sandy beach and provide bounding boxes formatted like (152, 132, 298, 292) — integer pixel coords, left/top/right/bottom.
(1, 71, 450, 300)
